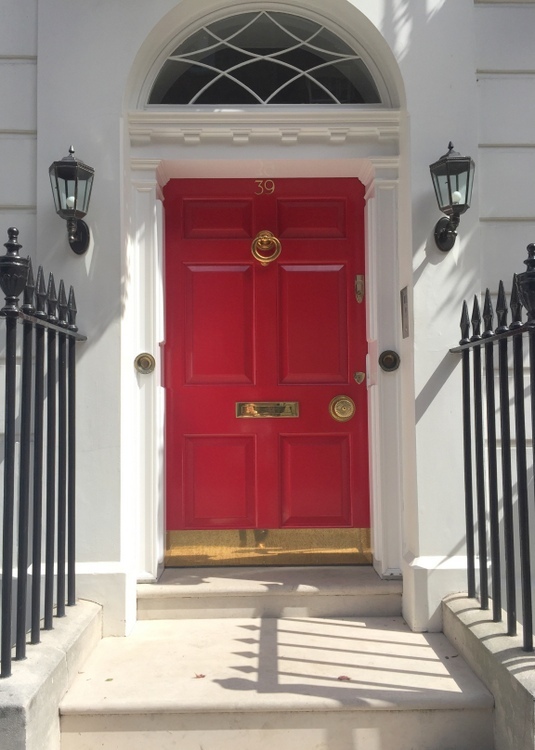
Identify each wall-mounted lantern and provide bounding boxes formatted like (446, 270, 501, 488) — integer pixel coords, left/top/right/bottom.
(49, 146, 94, 255)
(429, 142, 475, 251)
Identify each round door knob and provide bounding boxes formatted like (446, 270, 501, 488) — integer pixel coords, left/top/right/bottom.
(134, 352, 156, 374)
(378, 350, 400, 372)
(329, 395, 356, 422)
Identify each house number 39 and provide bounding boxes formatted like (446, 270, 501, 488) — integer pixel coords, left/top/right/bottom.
(254, 179, 275, 195)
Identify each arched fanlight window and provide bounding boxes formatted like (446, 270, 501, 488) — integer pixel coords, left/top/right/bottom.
(148, 11, 382, 105)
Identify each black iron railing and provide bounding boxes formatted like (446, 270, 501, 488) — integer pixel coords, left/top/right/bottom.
(0, 228, 86, 678)
(451, 243, 535, 652)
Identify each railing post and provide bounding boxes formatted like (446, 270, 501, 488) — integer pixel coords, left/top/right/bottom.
(67, 288, 78, 606)
(483, 289, 502, 622)
(15, 260, 35, 660)
(44, 274, 57, 631)
(459, 301, 476, 597)
(0, 228, 30, 678)
(510, 275, 533, 651)
(471, 295, 488, 609)
(515, 245, 535, 651)
(30, 267, 47, 644)
(57, 281, 68, 617)
(495, 281, 516, 635)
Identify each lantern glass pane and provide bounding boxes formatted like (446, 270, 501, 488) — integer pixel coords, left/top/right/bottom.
(77, 180, 88, 214)
(65, 178, 77, 211)
(77, 173, 94, 215)
(432, 172, 450, 211)
(466, 165, 475, 208)
(450, 169, 468, 203)
(50, 173, 62, 214)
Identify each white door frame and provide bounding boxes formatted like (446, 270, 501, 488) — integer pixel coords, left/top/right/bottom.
(123, 106, 412, 582)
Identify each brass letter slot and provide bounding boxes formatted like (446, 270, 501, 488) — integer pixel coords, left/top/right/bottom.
(236, 402, 299, 418)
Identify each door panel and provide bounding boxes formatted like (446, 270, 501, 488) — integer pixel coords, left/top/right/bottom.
(279, 265, 348, 383)
(164, 178, 368, 532)
(183, 200, 253, 239)
(184, 265, 254, 384)
(277, 199, 346, 238)
(281, 434, 351, 526)
(183, 435, 256, 527)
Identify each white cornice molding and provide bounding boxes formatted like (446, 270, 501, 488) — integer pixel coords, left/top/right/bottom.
(128, 109, 401, 148)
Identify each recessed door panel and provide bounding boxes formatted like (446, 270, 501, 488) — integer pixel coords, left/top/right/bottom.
(164, 177, 368, 532)
(184, 265, 254, 384)
(279, 265, 348, 384)
(183, 200, 253, 239)
(281, 434, 351, 526)
(182, 435, 256, 528)
(277, 199, 346, 238)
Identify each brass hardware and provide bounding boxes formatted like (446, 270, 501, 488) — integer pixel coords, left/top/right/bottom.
(251, 230, 282, 266)
(355, 274, 364, 303)
(134, 352, 156, 374)
(354, 372, 366, 384)
(329, 395, 356, 422)
(165, 528, 372, 567)
(236, 401, 299, 418)
(378, 350, 400, 372)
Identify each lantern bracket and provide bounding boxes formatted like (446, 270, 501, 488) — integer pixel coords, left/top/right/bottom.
(434, 214, 460, 252)
(66, 218, 90, 255)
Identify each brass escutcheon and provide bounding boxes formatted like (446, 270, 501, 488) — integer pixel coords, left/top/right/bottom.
(329, 395, 356, 422)
(251, 230, 282, 266)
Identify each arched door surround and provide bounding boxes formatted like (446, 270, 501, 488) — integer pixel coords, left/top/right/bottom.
(123, 0, 411, 583)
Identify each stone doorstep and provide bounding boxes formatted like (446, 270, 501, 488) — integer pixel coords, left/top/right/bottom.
(59, 614, 494, 750)
(0, 600, 102, 750)
(60, 708, 494, 750)
(137, 565, 403, 619)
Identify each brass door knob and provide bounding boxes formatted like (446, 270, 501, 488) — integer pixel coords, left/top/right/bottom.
(134, 352, 156, 374)
(329, 395, 356, 422)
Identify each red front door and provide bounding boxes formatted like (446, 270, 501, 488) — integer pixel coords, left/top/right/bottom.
(164, 178, 369, 531)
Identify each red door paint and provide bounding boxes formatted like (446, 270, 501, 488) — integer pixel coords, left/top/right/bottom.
(164, 178, 369, 530)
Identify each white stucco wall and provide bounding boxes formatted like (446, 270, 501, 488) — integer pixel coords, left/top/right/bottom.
(2, 0, 533, 634)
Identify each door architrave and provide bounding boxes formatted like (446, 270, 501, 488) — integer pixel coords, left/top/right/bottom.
(125, 108, 410, 583)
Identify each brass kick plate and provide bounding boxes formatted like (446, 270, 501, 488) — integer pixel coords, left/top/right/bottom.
(166, 528, 372, 567)
(236, 401, 299, 418)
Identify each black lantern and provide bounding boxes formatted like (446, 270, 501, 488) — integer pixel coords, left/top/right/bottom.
(49, 146, 94, 254)
(429, 142, 475, 251)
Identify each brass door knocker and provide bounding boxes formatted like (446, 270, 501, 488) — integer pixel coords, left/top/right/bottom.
(251, 230, 281, 266)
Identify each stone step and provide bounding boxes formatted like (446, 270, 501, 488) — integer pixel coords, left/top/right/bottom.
(60, 614, 494, 750)
(137, 565, 402, 620)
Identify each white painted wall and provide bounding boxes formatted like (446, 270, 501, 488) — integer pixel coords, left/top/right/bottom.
(1, 0, 533, 635)
(0, 0, 37, 248)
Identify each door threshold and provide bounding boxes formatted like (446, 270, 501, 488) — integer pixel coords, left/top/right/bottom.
(165, 528, 371, 567)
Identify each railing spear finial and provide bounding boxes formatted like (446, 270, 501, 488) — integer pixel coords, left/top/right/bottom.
(495, 280, 509, 333)
(460, 300, 470, 344)
(482, 289, 494, 338)
(470, 295, 482, 341)
(510, 274, 523, 329)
